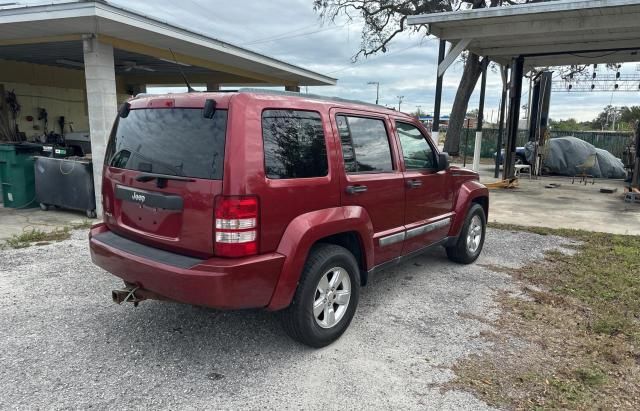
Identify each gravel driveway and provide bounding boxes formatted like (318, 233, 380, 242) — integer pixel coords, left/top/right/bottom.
(0, 228, 573, 409)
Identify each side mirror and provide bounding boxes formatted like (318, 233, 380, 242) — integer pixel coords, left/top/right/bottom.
(437, 152, 450, 171)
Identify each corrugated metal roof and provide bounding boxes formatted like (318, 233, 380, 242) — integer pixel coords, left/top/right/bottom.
(408, 0, 640, 67)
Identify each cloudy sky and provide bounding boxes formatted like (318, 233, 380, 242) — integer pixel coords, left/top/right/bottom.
(33, 0, 640, 122)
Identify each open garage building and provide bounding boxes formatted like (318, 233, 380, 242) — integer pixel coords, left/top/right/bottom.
(408, 0, 640, 188)
(0, 0, 335, 215)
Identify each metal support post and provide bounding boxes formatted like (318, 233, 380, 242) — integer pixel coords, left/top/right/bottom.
(503, 56, 524, 180)
(432, 40, 446, 144)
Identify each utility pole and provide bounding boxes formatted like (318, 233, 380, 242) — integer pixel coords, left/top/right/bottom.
(397, 95, 404, 112)
(416, 105, 422, 117)
(367, 81, 380, 105)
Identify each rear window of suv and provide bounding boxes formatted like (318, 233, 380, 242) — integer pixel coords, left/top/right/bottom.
(262, 110, 328, 179)
(105, 108, 227, 180)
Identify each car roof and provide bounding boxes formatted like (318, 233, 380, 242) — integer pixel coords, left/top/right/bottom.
(128, 89, 415, 120)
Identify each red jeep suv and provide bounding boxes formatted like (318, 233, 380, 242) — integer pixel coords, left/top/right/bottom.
(89, 90, 488, 347)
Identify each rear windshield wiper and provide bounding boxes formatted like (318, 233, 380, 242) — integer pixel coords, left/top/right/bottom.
(136, 172, 195, 188)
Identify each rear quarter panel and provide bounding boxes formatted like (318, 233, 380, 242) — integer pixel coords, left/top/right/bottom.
(225, 94, 342, 254)
(267, 206, 374, 311)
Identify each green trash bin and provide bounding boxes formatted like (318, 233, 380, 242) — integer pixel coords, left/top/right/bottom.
(0, 143, 43, 208)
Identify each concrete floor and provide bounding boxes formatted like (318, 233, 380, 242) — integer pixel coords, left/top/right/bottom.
(0, 205, 91, 241)
(473, 164, 640, 235)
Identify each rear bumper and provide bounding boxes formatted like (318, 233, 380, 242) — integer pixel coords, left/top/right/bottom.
(89, 224, 285, 309)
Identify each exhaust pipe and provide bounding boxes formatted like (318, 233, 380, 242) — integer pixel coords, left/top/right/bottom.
(112, 286, 144, 306)
(112, 283, 168, 306)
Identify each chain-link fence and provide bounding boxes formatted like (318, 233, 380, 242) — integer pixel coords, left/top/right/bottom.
(455, 129, 632, 159)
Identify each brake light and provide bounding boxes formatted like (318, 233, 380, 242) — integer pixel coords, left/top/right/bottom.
(146, 98, 175, 108)
(214, 196, 258, 257)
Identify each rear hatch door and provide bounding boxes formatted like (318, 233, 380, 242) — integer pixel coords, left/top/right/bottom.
(102, 104, 227, 258)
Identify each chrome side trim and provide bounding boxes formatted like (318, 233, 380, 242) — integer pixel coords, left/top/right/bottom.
(378, 217, 451, 247)
(405, 217, 452, 240)
(367, 237, 452, 276)
(379, 231, 406, 247)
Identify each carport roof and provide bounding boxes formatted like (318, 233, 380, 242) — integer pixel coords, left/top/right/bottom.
(407, 0, 640, 68)
(0, 0, 336, 86)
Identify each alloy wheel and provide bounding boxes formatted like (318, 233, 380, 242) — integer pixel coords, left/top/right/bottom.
(313, 267, 351, 329)
(466, 215, 483, 254)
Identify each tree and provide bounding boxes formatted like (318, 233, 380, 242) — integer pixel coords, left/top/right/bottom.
(410, 106, 425, 118)
(313, 0, 552, 155)
(619, 106, 640, 129)
(466, 108, 479, 118)
(590, 105, 631, 131)
(548, 118, 592, 132)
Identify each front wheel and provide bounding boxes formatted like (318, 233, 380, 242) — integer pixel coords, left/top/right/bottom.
(445, 203, 486, 264)
(280, 244, 360, 348)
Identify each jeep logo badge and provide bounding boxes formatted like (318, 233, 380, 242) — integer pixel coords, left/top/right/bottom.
(131, 192, 146, 203)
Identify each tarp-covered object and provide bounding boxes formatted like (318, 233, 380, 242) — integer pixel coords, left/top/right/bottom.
(541, 137, 626, 179)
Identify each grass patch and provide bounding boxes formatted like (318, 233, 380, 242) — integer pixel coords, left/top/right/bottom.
(69, 220, 94, 230)
(451, 223, 640, 409)
(1, 220, 93, 249)
(4, 227, 71, 249)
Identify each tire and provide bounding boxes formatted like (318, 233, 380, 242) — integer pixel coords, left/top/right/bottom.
(446, 203, 486, 264)
(39, 203, 49, 211)
(280, 243, 360, 348)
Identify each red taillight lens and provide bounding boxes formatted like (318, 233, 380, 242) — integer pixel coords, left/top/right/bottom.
(214, 196, 258, 257)
(146, 98, 175, 108)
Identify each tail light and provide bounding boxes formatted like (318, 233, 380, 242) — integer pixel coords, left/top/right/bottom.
(214, 196, 258, 257)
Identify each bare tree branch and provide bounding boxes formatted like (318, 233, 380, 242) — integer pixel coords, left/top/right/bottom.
(312, 0, 570, 154)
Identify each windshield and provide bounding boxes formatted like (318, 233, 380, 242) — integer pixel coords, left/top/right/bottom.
(105, 108, 227, 180)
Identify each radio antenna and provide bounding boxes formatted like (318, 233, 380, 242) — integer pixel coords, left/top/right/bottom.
(169, 48, 196, 93)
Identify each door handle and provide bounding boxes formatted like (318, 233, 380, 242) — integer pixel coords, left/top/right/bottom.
(406, 179, 422, 189)
(345, 185, 368, 194)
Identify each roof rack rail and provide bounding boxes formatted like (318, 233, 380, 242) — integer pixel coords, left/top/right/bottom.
(237, 88, 396, 112)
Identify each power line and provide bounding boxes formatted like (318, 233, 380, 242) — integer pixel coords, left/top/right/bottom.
(241, 23, 324, 44)
(241, 22, 354, 46)
(327, 38, 436, 75)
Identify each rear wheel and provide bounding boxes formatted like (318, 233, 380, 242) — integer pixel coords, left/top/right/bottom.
(280, 244, 360, 348)
(446, 203, 486, 264)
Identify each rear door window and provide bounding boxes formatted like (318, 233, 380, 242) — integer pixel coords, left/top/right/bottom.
(336, 115, 393, 173)
(262, 110, 328, 179)
(105, 108, 227, 180)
